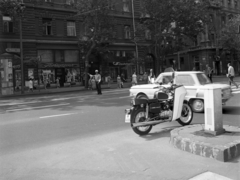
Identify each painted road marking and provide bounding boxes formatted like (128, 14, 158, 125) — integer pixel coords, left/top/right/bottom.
(0, 101, 42, 107)
(40, 113, 77, 119)
(6, 103, 70, 112)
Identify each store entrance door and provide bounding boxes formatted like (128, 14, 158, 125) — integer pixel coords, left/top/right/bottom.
(55, 68, 65, 87)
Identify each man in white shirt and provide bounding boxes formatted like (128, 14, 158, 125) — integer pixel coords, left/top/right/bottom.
(89, 70, 102, 94)
(227, 63, 238, 89)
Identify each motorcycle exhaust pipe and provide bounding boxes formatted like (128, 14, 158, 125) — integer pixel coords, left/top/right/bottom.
(132, 119, 170, 128)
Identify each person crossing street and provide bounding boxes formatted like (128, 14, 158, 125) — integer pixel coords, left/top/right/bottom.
(227, 63, 238, 89)
(89, 70, 102, 95)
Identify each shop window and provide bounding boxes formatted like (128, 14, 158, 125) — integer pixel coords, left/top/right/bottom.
(67, 21, 76, 36)
(38, 50, 53, 62)
(64, 50, 79, 62)
(42, 18, 52, 35)
(124, 25, 131, 39)
(123, 0, 130, 12)
(40, 69, 55, 85)
(66, 0, 74, 5)
(3, 16, 13, 33)
(28, 69, 34, 80)
(65, 68, 80, 83)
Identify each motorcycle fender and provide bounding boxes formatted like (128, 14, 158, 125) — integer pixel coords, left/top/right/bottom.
(172, 86, 187, 121)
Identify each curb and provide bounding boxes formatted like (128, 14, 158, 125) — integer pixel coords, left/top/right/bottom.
(170, 124, 240, 162)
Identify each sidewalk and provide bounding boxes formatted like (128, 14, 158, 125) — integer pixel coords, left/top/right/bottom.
(1, 76, 239, 99)
(0, 81, 135, 99)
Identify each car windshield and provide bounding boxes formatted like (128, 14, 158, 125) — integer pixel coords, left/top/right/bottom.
(196, 73, 211, 85)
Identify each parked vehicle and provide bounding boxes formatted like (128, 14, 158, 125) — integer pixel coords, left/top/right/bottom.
(129, 71, 232, 113)
(125, 72, 193, 136)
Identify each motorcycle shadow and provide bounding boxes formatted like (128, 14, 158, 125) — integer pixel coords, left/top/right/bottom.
(140, 125, 182, 141)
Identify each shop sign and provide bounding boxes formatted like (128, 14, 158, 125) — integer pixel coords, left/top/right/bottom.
(113, 62, 134, 66)
(6, 48, 20, 53)
(40, 63, 79, 68)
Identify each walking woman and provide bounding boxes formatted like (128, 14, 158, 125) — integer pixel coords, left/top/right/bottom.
(148, 69, 155, 84)
(132, 72, 138, 86)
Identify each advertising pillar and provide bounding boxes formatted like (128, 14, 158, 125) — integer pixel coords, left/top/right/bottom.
(0, 53, 14, 96)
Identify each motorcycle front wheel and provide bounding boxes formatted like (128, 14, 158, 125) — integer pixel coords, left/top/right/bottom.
(131, 108, 152, 136)
(176, 102, 193, 126)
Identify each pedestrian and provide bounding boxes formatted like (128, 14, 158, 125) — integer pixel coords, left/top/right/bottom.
(91, 76, 96, 90)
(89, 70, 102, 94)
(28, 78, 33, 92)
(148, 69, 155, 84)
(120, 73, 126, 88)
(56, 77, 60, 88)
(227, 63, 238, 89)
(107, 74, 111, 88)
(43, 78, 47, 89)
(117, 75, 121, 88)
(192, 67, 196, 71)
(132, 72, 138, 86)
(143, 72, 148, 84)
(88, 75, 92, 90)
(206, 64, 213, 83)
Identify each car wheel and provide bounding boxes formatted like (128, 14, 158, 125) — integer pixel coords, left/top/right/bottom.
(136, 94, 148, 100)
(191, 99, 204, 113)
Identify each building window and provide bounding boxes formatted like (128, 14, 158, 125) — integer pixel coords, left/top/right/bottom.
(67, 21, 76, 36)
(123, 0, 130, 12)
(145, 29, 151, 40)
(45, 0, 51, 2)
(124, 25, 131, 39)
(3, 16, 13, 33)
(42, 18, 52, 35)
(66, 0, 74, 5)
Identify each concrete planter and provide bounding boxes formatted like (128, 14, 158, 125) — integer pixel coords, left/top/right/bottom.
(64, 83, 71, 87)
(50, 84, 57, 88)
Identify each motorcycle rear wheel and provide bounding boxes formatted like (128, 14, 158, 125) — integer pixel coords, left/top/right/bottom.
(176, 102, 193, 126)
(131, 108, 152, 136)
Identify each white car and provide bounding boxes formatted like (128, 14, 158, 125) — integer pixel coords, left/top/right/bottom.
(129, 71, 232, 113)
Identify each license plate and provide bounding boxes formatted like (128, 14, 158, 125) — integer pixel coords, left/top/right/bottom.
(125, 109, 131, 123)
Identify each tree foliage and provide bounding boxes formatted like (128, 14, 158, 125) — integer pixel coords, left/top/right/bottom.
(221, 15, 240, 52)
(74, 0, 115, 87)
(138, 0, 211, 72)
(0, 0, 25, 18)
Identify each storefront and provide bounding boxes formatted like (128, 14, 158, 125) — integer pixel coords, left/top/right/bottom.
(38, 63, 81, 87)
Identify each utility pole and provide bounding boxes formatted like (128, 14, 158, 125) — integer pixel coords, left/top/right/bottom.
(19, 16, 24, 94)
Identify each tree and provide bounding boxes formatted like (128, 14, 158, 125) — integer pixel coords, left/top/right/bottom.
(139, 0, 210, 73)
(74, 0, 115, 88)
(220, 15, 240, 63)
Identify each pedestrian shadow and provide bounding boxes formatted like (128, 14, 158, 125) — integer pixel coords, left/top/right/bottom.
(223, 106, 240, 115)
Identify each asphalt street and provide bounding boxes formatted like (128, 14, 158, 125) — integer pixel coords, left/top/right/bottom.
(0, 86, 240, 180)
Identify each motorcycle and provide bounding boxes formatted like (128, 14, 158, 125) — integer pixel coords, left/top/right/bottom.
(125, 72, 193, 136)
